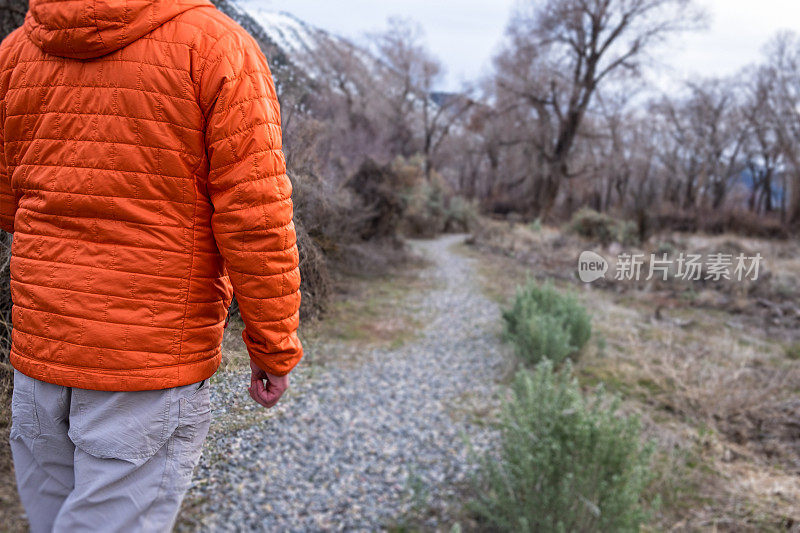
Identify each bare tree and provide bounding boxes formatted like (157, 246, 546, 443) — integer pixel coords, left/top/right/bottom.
(760, 32, 800, 227)
(370, 17, 473, 180)
(370, 18, 431, 159)
(422, 92, 474, 180)
(740, 65, 783, 216)
(656, 80, 746, 211)
(492, 0, 706, 217)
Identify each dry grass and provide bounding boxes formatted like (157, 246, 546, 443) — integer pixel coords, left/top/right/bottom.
(300, 251, 438, 370)
(464, 219, 800, 530)
(221, 248, 437, 374)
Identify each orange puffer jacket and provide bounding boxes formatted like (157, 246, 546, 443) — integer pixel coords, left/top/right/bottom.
(0, 0, 302, 391)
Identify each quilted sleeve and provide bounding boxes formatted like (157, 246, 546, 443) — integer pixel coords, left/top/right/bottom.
(199, 31, 302, 376)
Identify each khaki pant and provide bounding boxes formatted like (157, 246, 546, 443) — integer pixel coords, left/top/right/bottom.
(9, 369, 211, 533)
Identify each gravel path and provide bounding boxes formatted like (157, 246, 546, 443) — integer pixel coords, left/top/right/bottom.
(183, 234, 508, 532)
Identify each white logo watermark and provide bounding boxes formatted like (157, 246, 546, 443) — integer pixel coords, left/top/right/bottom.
(578, 251, 763, 283)
(578, 251, 609, 283)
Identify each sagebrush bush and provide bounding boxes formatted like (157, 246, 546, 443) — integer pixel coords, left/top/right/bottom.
(567, 208, 640, 246)
(394, 157, 479, 237)
(402, 180, 448, 238)
(443, 196, 479, 233)
(470, 360, 655, 532)
(502, 280, 591, 365)
(786, 342, 800, 361)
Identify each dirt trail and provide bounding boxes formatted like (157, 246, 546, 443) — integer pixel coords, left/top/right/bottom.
(182, 234, 508, 532)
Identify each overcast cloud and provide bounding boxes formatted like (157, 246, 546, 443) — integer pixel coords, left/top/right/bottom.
(242, 0, 800, 91)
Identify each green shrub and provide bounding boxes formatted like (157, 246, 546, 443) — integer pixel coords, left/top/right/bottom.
(444, 195, 479, 233)
(617, 220, 640, 247)
(470, 360, 656, 532)
(785, 343, 800, 361)
(567, 208, 640, 246)
(502, 280, 591, 365)
(391, 155, 479, 237)
(402, 181, 447, 238)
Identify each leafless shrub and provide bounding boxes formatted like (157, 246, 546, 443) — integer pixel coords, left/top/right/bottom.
(649, 208, 789, 239)
(567, 208, 639, 246)
(345, 159, 406, 242)
(295, 224, 330, 320)
(401, 182, 447, 238)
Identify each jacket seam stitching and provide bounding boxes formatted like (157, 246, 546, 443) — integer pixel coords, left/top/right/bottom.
(210, 147, 282, 172)
(12, 228, 194, 255)
(16, 162, 196, 182)
(11, 278, 227, 305)
(13, 254, 223, 280)
(6, 110, 203, 132)
(6, 136, 199, 157)
(12, 301, 204, 330)
(16, 186, 195, 204)
(196, 29, 240, 109)
(7, 83, 195, 104)
(11, 343, 220, 368)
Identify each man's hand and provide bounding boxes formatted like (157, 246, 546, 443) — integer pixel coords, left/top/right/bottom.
(248, 360, 289, 408)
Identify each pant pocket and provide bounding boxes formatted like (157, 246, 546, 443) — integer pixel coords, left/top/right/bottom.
(167, 380, 212, 500)
(175, 379, 211, 444)
(68, 387, 176, 463)
(10, 369, 40, 440)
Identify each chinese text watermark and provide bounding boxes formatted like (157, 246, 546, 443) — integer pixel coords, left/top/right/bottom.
(578, 251, 763, 283)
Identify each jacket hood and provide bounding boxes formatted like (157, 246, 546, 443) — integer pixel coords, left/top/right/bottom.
(24, 0, 214, 59)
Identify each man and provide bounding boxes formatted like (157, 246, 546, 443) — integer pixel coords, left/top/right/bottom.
(0, 0, 302, 530)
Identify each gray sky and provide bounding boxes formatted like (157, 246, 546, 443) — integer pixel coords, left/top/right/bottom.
(242, 0, 800, 91)
(664, 1, 800, 80)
